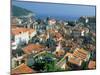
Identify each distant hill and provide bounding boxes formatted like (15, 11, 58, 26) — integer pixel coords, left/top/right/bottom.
(12, 5, 33, 17)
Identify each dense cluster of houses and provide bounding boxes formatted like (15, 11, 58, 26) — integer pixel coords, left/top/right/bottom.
(11, 16, 96, 74)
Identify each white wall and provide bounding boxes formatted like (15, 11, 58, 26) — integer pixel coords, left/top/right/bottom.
(14, 32, 29, 45)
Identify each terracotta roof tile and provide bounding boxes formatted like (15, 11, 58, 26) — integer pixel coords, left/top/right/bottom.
(12, 27, 35, 35)
(88, 60, 96, 69)
(73, 48, 89, 61)
(68, 56, 83, 66)
(28, 28, 35, 35)
(12, 63, 35, 74)
(22, 44, 45, 54)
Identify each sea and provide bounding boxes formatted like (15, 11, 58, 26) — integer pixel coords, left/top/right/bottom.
(34, 14, 80, 21)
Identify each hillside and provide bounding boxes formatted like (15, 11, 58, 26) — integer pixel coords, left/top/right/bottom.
(12, 5, 33, 17)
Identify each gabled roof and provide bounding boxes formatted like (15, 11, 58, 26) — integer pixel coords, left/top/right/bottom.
(22, 44, 45, 54)
(73, 48, 90, 61)
(12, 63, 35, 74)
(12, 27, 35, 35)
(66, 48, 89, 66)
(68, 56, 83, 66)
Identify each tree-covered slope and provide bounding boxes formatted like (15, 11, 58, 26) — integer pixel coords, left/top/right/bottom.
(12, 5, 33, 17)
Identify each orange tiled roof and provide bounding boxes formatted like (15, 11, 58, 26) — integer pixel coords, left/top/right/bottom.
(55, 32, 63, 39)
(11, 63, 34, 74)
(22, 44, 45, 54)
(66, 52, 72, 57)
(65, 48, 89, 66)
(47, 29, 63, 39)
(12, 27, 27, 35)
(28, 28, 35, 34)
(73, 48, 89, 60)
(47, 29, 57, 33)
(88, 60, 96, 69)
(68, 56, 83, 66)
(12, 27, 35, 35)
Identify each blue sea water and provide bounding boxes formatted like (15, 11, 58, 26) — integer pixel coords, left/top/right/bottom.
(12, 1, 96, 21)
(36, 14, 79, 21)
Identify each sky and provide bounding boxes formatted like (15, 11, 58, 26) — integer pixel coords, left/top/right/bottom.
(12, 1, 96, 20)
